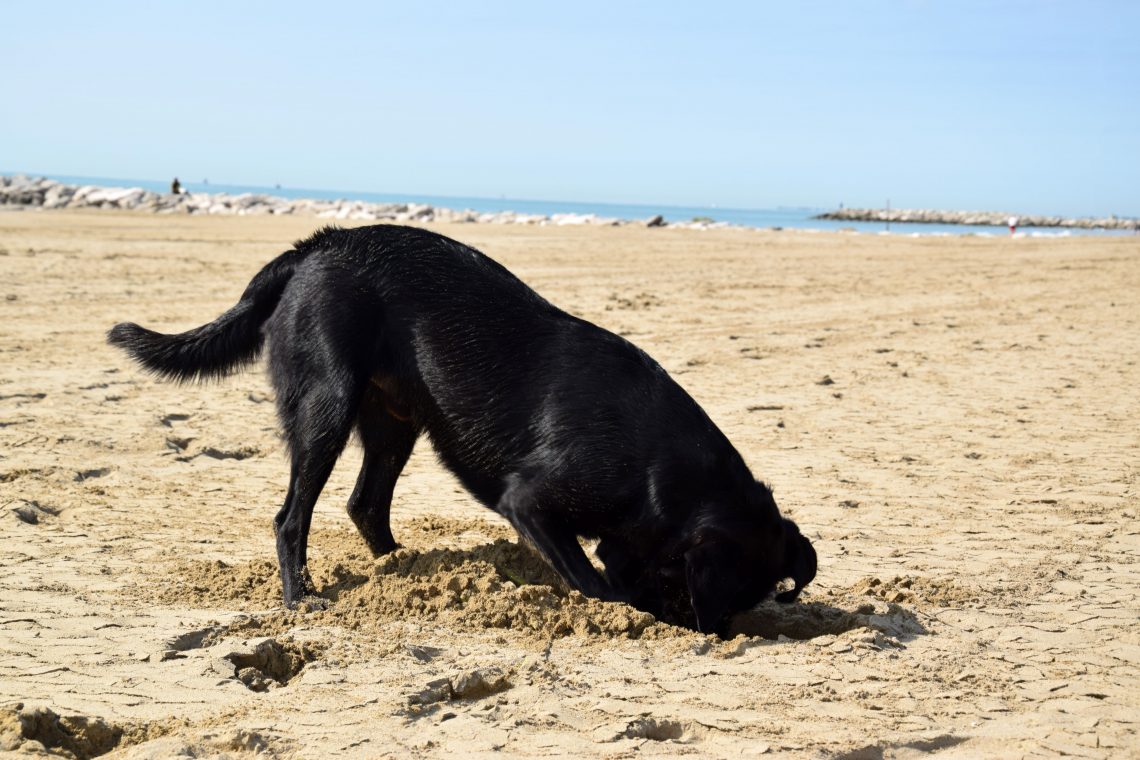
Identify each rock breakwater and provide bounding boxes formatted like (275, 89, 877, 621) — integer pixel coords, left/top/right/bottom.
(815, 206, 1138, 230)
(0, 175, 729, 230)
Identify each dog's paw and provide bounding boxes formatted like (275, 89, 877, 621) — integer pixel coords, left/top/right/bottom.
(294, 595, 330, 612)
(368, 540, 402, 558)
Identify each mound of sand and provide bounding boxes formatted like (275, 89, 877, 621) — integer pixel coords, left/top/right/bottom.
(151, 525, 686, 641)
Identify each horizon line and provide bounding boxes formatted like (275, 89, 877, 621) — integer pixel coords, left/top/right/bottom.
(4, 169, 1136, 221)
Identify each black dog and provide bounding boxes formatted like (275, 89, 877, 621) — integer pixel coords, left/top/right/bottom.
(108, 225, 815, 633)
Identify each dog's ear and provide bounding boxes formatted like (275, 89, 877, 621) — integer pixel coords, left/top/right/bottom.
(684, 541, 743, 634)
(775, 519, 817, 603)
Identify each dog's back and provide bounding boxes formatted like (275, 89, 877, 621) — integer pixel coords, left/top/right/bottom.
(276, 226, 721, 515)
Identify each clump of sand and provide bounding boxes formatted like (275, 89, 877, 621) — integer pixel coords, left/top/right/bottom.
(332, 540, 666, 639)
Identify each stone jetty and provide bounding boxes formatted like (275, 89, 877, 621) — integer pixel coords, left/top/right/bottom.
(0, 175, 731, 230)
(815, 206, 1138, 230)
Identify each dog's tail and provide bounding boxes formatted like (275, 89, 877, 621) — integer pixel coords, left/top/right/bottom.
(107, 248, 309, 382)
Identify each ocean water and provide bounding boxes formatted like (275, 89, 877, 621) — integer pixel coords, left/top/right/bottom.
(31, 173, 1136, 237)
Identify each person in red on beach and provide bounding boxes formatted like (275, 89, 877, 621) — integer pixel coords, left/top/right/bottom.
(1008, 215, 1018, 235)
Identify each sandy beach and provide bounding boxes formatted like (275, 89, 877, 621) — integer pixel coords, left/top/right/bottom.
(1, 209, 1137, 758)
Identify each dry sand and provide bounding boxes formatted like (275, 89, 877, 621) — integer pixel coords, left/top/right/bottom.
(0, 209, 1137, 758)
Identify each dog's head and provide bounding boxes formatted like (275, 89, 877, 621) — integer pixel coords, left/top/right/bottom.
(679, 483, 817, 634)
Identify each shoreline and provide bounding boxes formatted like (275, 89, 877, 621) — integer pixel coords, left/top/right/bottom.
(3, 174, 1136, 235)
(815, 206, 1139, 230)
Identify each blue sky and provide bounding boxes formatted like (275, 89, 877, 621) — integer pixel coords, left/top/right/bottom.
(4, 1, 1137, 216)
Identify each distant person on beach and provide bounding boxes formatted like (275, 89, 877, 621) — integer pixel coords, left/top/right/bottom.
(1008, 215, 1018, 235)
(171, 177, 182, 195)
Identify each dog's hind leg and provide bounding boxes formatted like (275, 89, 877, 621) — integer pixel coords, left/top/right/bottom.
(497, 473, 619, 602)
(347, 385, 417, 556)
(273, 379, 363, 607)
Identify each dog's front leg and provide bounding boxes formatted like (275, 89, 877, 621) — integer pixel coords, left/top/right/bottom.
(594, 538, 644, 603)
(497, 473, 619, 601)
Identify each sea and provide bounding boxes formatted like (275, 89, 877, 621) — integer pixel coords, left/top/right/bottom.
(31, 173, 1136, 237)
